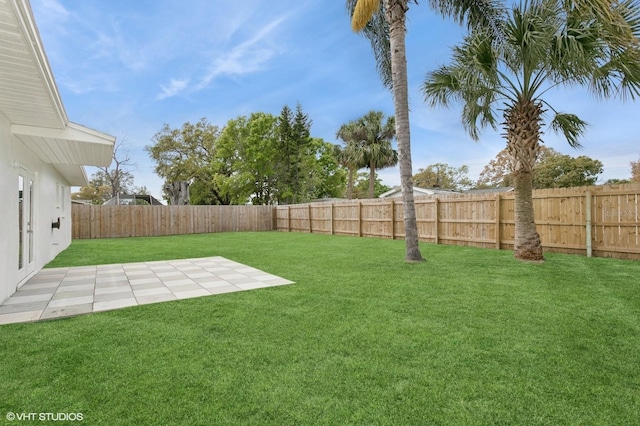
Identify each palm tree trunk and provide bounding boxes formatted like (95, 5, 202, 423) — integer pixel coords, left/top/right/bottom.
(386, 0, 423, 261)
(347, 168, 354, 199)
(369, 162, 376, 198)
(505, 100, 544, 261)
(513, 171, 543, 260)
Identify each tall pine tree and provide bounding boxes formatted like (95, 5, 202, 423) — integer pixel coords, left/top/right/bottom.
(276, 103, 312, 204)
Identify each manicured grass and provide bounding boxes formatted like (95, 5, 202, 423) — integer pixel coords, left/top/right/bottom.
(2, 232, 640, 425)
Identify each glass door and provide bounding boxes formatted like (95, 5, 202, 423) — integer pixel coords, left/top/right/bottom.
(17, 172, 35, 285)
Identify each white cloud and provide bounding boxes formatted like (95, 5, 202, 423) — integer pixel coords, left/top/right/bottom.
(32, 0, 71, 23)
(88, 22, 148, 72)
(154, 14, 290, 101)
(195, 15, 288, 90)
(157, 79, 190, 100)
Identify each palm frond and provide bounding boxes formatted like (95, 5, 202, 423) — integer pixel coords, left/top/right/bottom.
(424, 28, 502, 140)
(346, 0, 392, 88)
(461, 97, 497, 141)
(589, 40, 640, 100)
(616, 0, 640, 38)
(550, 113, 588, 148)
(572, 0, 639, 43)
(351, 0, 381, 32)
(430, 0, 506, 41)
(423, 66, 462, 107)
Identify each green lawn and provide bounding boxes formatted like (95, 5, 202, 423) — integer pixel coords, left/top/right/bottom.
(2, 232, 639, 425)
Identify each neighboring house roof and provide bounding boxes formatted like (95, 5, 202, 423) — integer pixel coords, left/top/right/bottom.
(463, 187, 515, 194)
(309, 198, 349, 203)
(378, 186, 459, 198)
(104, 194, 165, 206)
(0, 0, 115, 185)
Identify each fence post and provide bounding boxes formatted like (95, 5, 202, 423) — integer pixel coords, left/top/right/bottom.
(272, 207, 277, 231)
(586, 190, 592, 257)
(287, 206, 291, 232)
(358, 201, 362, 237)
(308, 204, 312, 233)
(434, 198, 439, 244)
(495, 194, 501, 249)
(390, 199, 395, 239)
(330, 203, 334, 235)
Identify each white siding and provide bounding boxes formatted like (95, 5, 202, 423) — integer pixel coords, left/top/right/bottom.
(0, 110, 73, 303)
(0, 110, 19, 302)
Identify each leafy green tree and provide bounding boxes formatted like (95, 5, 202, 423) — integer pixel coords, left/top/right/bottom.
(71, 176, 111, 204)
(347, 0, 502, 261)
(352, 172, 392, 198)
(534, 152, 603, 188)
(302, 138, 348, 200)
(413, 163, 473, 191)
(604, 178, 631, 185)
(214, 113, 280, 205)
(146, 118, 223, 205)
(216, 114, 344, 204)
(477, 147, 602, 189)
(423, 0, 640, 260)
(337, 111, 397, 199)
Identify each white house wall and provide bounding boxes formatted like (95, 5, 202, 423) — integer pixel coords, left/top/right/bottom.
(0, 110, 73, 304)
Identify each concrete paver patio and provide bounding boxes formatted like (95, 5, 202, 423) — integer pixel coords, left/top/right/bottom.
(0, 257, 294, 325)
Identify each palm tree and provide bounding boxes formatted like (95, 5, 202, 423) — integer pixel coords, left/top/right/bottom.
(349, 0, 421, 260)
(338, 111, 398, 198)
(423, 0, 640, 260)
(347, 0, 503, 261)
(332, 141, 364, 199)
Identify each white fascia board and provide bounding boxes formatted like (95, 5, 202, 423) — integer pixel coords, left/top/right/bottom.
(53, 164, 89, 186)
(11, 122, 116, 146)
(12, 122, 115, 168)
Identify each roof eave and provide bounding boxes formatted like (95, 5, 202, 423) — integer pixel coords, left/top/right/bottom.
(52, 164, 89, 186)
(12, 122, 116, 167)
(9, 0, 68, 127)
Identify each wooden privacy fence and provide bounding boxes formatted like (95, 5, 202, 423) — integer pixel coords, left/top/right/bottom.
(72, 204, 275, 239)
(275, 183, 640, 260)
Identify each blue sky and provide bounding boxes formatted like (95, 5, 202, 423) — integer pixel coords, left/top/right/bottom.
(32, 0, 639, 199)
